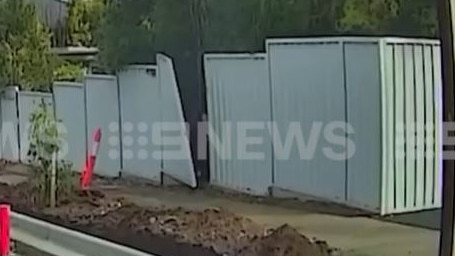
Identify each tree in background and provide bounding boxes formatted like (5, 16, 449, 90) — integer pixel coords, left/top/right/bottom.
(339, 0, 437, 36)
(0, 0, 55, 91)
(340, 0, 400, 32)
(391, 0, 437, 37)
(67, 0, 105, 47)
(96, 0, 438, 63)
(96, 0, 156, 70)
(55, 0, 106, 81)
(256, 0, 342, 39)
(92, 0, 440, 77)
(96, 0, 344, 65)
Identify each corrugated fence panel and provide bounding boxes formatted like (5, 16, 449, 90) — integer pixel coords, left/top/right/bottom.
(423, 45, 435, 207)
(382, 38, 442, 214)
(84, 75, 121, 177)
(53, 82, 86, 171)
(18, 91, 53, 163)
(267, 40, 347, 202)
(404, 44, 416, 209)
(204, 53, 272, 196)
(118, 65, 162, 182)
(413, 45, 426, 208)
(382, 41, 396, 214)
(344, 42, 382, 211)
(433, 45, 443, 208)
(393, 44, 406, 212)
(157, 54, 197, 188)
(1, 87, 19, 161)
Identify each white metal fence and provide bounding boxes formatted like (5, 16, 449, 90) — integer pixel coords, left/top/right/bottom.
(0, 54, 197, 188)
(0, 38, 443, 215)
(381, 38, 443, 214)
(204, 37, 443, 215)
(53, 82, 86, 172)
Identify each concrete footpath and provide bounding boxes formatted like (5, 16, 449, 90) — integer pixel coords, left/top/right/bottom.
(107, 183, 439, 256)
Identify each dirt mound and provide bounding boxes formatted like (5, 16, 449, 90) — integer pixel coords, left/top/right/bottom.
(142, 207, 265, 255)
(237, 224, 332, 256)
(50, 201, 266, 255)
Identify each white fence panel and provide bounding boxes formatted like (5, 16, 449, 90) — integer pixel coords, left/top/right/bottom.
(204, 54, 272, 195)
(381, 38, 443, 214)
(53, 82, 87, 171)
(118, 66, 162, 182)
(267, 40, 347, 202)
(1, 87, 19, 162)
(84, 75, 121, 177)
(18, 91, 53, 163)
(343, 42, 382, 212)
(157, 54, 197, 188)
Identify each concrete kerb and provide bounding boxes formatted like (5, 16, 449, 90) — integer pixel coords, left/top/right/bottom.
(10, 211, 154, 256)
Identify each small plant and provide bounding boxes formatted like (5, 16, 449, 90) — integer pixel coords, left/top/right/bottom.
(27, 99, 75, 207)
(53, 60, 85, 82)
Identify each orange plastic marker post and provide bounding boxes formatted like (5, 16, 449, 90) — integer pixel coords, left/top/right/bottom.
(80, 128, 102, 190)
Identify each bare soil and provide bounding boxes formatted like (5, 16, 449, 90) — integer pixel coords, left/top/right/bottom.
(0, 168, 338, 256)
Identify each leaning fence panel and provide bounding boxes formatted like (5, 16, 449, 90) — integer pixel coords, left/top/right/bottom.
(158, 54, 197, 188)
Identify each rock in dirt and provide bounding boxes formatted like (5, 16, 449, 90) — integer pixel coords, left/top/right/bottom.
(237, 224, 332, 256)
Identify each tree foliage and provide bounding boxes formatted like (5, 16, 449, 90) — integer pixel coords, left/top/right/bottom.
(97, 0, 156, 69)
(95, 0, 438, 70)
(340, 0, 399, 32)
(392, 0, 438, 37)
(0, 0, 55, 90)
(340, 0, 437, 36)
(28, 99, 74, 206)
(53, 60, 85, 82)
(67, 0, 105, 46)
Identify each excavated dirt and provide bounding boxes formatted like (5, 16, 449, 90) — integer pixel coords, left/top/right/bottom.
(0, 176, 337, 256)
(238, 224, 334, 256)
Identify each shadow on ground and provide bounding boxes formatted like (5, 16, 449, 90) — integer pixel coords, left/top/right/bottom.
(377, 209, 440, 231)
